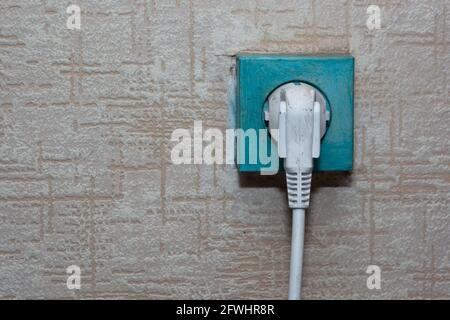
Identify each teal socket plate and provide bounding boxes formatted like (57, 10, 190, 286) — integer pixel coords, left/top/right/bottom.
(236, 54, 354, 172)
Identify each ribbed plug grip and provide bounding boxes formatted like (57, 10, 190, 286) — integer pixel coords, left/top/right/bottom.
(286, 169, 312, 209)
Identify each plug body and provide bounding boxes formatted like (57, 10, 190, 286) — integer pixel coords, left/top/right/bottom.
(266, 83, 329, 208)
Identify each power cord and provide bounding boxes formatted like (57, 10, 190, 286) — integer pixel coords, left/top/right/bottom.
(266, 82, 329, 299)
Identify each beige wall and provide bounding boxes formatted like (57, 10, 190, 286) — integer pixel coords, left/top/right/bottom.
(0, 0, 449, 299)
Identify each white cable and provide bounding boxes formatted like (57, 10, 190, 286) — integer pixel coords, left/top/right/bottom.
(267, 83, 329, 300)
(288, 208, 305, 300)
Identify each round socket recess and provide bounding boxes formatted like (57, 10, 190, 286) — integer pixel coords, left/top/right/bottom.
(263, 82, 330, 144)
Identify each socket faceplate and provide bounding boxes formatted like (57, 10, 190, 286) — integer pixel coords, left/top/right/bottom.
(236, 54, 354, 172)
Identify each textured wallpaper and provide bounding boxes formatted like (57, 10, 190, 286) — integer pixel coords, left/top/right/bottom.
(0, 0, 449, 299)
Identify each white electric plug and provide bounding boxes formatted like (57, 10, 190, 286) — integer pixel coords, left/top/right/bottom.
(266, 82, 329, 208)
(265, 82, 330, 300)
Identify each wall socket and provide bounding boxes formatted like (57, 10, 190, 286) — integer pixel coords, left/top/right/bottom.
(235, 54, 354, 172)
